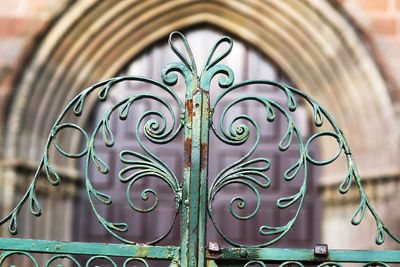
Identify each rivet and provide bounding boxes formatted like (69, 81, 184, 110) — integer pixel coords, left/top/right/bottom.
(239, 248, 248, 258)
(184, 199, 190, 206)
(55, 244, 62, 250)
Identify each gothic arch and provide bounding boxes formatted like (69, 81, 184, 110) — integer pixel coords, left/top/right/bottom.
(2, 0, 398, 186)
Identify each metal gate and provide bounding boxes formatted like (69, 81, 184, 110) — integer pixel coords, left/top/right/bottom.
(1, 32, 400, 266)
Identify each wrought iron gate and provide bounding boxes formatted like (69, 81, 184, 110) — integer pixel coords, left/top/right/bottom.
(1, 32, 400, 266)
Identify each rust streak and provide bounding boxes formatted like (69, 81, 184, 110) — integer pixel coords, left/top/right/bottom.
(200, 142, 208, 171)
(184, 137, 192, 169)
(186, 99, 193, 121)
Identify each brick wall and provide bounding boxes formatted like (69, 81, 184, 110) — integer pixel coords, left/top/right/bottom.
(343, 0, 400, 105)
(0, 0, 66, 85)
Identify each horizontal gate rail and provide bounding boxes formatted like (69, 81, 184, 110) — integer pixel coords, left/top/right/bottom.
(2, 237, 399, 264)
(207, 248, 400, 263)
(0, 237, 179, 259)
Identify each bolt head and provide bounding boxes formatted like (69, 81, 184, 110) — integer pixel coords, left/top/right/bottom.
(208, 241, 220, 252)
(314, 244, 328, 257)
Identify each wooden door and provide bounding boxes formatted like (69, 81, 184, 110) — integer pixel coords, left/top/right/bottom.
(75, 28, 320, 251)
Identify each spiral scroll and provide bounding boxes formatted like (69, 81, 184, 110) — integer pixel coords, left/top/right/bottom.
(1, 31, 399, 249)
(0, 75, 184, 244)
(208, 73, 400, 246)
(199, 35, 400, 247)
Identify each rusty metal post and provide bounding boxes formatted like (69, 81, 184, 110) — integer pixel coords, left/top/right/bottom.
(180, 78, 210, 267)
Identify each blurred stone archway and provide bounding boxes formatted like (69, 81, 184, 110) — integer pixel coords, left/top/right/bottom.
(1, 0, 398, 249)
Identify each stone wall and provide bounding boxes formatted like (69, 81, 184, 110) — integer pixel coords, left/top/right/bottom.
(0, 0, 400, 250)
(343, 0, 400, 109)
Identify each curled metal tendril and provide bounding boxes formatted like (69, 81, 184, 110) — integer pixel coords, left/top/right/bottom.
(123, 258, 150, 267)
(119, 150, 181, 215)
(46, 255, 81, 267)
(279, 261, 305, 267)
(362, 262, 391, 267)
(209, 88, 307, 247)
(0, 252, 155, 267)
(1, 31, 400, 249)
(276, 261, 348, 267)
(200, 35, 234, 90)
(244, 260, 267, 267)
(169, 31, 197, 75)
(86, 255, 117, 267)
(84, 82, 182, 244)
(0, 251, 39, 267)
(208, 70, 400, 246)
(0, 76, 183, 245)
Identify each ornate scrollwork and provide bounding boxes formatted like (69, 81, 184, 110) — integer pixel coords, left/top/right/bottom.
(0, 74, 184, 244)
(200, 35, 400, 247)
(0, 251, 153, 267)
(0, 251, 39, 267)
(1, 31, 399, 250)
(208, 82, 308, 247)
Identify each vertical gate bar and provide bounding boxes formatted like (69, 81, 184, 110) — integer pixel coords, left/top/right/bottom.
(180, 81, 210, 267)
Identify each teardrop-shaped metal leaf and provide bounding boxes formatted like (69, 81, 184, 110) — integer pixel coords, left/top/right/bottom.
(119, 167, 152, 183)
(279, 124, 294, 151)
(102, 119, 114, 147)
(313, 103, 323, 127)
(98, 81, 112, 101)
(91, 152, 109, 174)
(375, 223, 385, 245)
(239, 157, 271, 172)
(339, 169, 353, 194)
(9, 212, 18, 235)
(265, 102, 275, 122)
(73, 94, 86, 116)
(29, 191, 42, 216)
(92, 189, 112, 205)
(44, 164, 60, 185)
(287, 91, 297, 112)
(109, 222, 128, 232)
(168, 31, 197, 74)
(119, 99, 134, 120)
(277, 192, 301, 209)
(284, 159, 302, 181)
(259, 225, 285, 236)
(204, 36, 233, 71)
(351, 198, 366, 225)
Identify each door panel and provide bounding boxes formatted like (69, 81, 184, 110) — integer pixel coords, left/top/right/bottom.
(76, 27, 320, 250)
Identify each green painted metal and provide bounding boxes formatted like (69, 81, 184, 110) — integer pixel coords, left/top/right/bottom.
(177, 31, 209, 267)
(1, 31, 400, 266)
(207, 247, 400, 263)
(1, 237, 400, 265)
(0, 237, 179, 259)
